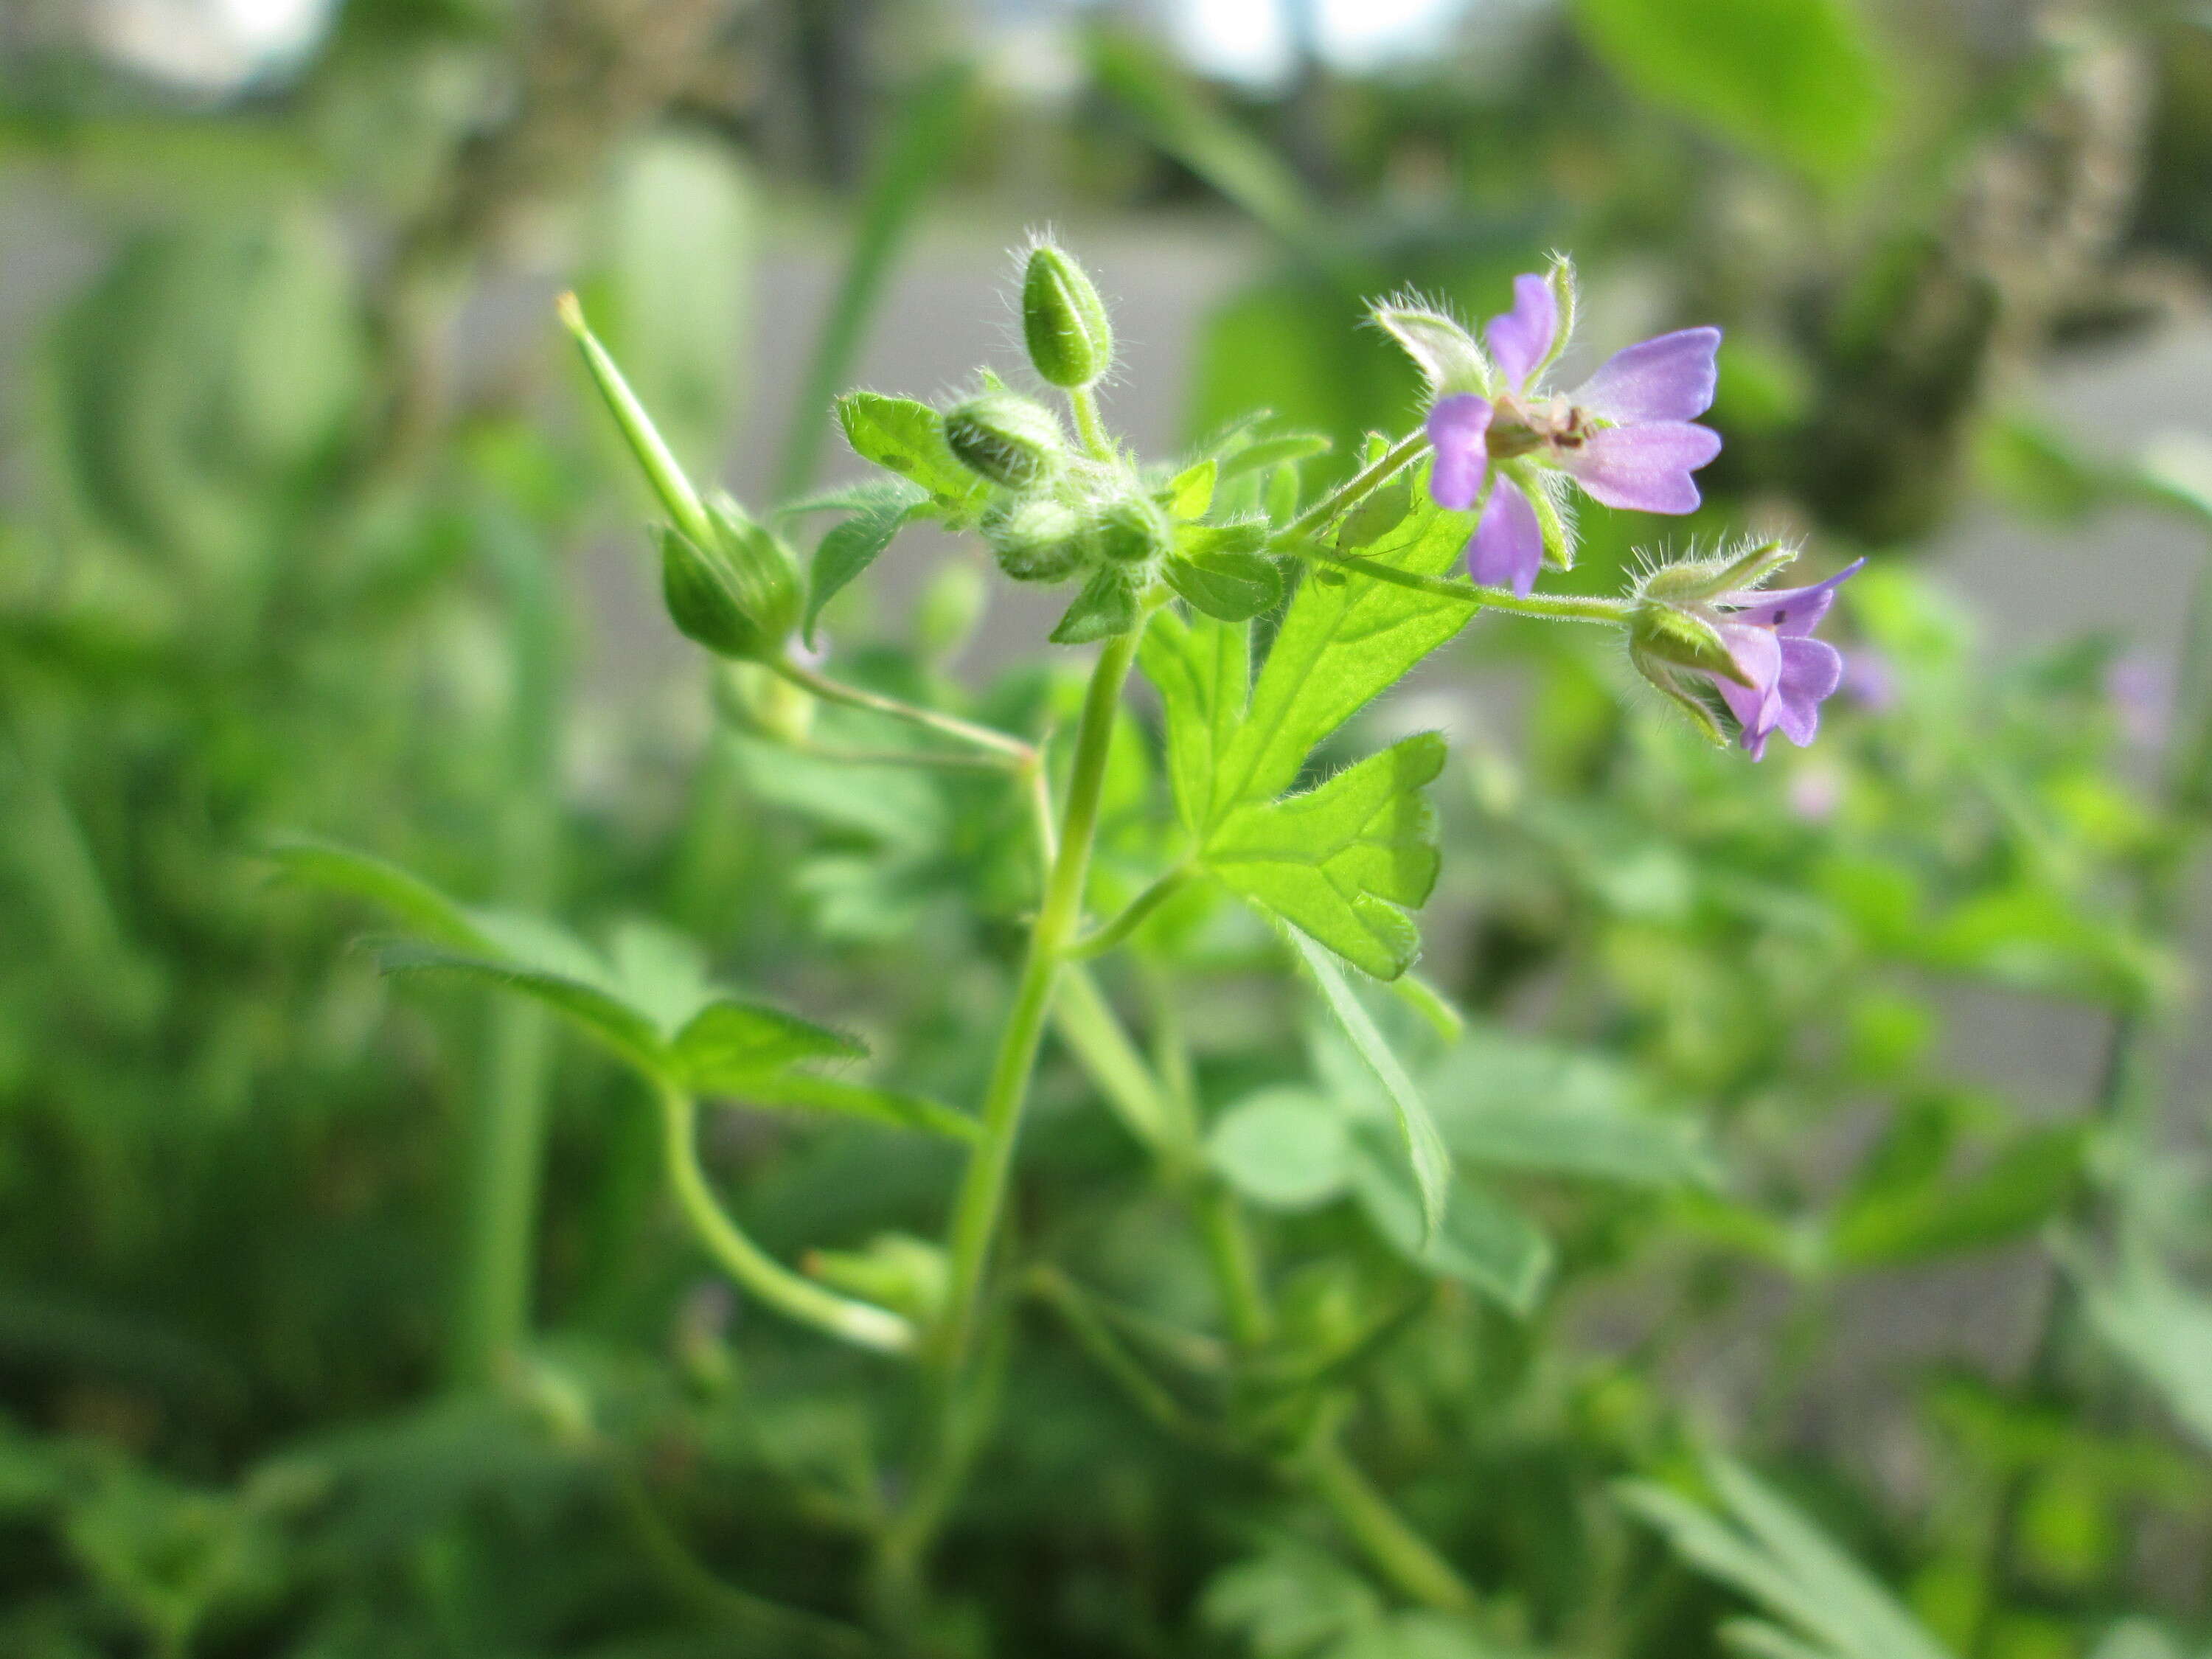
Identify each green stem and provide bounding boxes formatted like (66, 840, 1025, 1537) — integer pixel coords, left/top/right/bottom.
(1274, 428, 1431, 546)
(655, 1078, 914, 1354)
(1143, 969, 1273, 1349)
(453, 995, 554, 1384)
(1301, 1428, 1479, 1615)
(1070, 385, 1116, 461)
(1200, 1186, 1273, 1351)
(450, 502, 564, 1389)
(1258, 422, 1631, 624)
(1295, 540, 1633, 622)
(610, 1464, 878, 1658)
(1026, 1266, 1222, 1446)
(1069, 865, 1192, 958)
(936, 626, 1144, 1363)
(769, 655, 1035, 766)
(1052, 964, 1180, 1157)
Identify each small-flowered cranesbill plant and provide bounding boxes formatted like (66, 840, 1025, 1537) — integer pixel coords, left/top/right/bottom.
(313, 247, 1863, 1639)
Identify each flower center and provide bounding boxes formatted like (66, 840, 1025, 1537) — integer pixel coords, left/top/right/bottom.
(1490, 393, 1591, 459)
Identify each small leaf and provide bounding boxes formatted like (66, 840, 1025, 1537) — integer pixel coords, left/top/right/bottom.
(1139, 484, 1475, 978)
(1163, 457, 1217, 518)
(1211, 734, 1444, 979)
(807, 489, 926, 643)
(1338, 477, 1411, 550)
(1164, 548, 1282, 622)
(1621, 1455, 1955, 1659)
(1832, 1122, 2084, 1266)
(267, 836, 490, 952)
(1292, 931, 1451, 1242)
(375, 942, 667, 1070)
(1050, 567, 1140, 644)
(775, 476, 927, 520)
(705, 1071, 981, 1141)
(1349, 1131, 1551, 1315)
(835, 392, 987, 518)
(2078, 1239, 2212, 1452)
(1217, 432, 1332, 480)
(673, 1000, 866, 1081)
(1206, 1088, 1352, 1210)
(1423, 1032, 1717, 1189)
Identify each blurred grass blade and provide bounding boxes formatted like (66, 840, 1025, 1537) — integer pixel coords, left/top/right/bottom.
(1087, 29, 1340, 276)
(1621, 1455, 1955, 1659)
(776, 62, 975, 500)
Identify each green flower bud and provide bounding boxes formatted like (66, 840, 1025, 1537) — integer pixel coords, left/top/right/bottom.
(804, 1232, 947, 1324)
(942, 391, 1068, 490)
(659, 495, 801, 661)
(1021, 242, 1115, 389)
(981, 493, 1086, 583)
(1089, 494, 1172, 571)
(714, 661, 815, 746)
(917, 560, 991, 659)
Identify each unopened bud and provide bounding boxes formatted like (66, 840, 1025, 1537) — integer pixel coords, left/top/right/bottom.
(942, 391, 1067, 490)
(981, 493, 1086, 583)
(1089, 494, 1172, 570)
(1021, 242, 1115, 389)
(714, 661, 815, 746)
(806, 1233, 947, 1324)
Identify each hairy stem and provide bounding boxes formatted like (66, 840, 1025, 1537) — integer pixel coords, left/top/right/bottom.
(655, 1079, 913, 1354)
(1290, 539, 1634, 621)
(1275, 428, 1433, 545)
(1070, 385, 1116, 462)
(770, 655, 1036, 765)
(936, 626, 1144, 1363)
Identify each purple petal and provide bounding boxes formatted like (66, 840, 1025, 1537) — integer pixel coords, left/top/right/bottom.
(1724, 557, 1865, 637)
(1485, 274, 1557, 390)
(1561, 422, 1721, 513)
(1710, 622, 1782, 758)
(1425, 394, 1493, 510)
(1572, 327, 1722, 425)
(1467, 478, 1543, 596)
(1773, 636, 1845, 748)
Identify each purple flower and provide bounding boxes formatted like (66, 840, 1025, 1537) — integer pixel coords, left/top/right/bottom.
(1422, 272, 1722, 595)
(1696, 560, 1865, 759)
(1838, 648, 1896, 712)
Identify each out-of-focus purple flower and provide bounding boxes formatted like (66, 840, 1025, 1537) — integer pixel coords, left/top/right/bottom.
(1787, 764, 1845, 823)
(1696, 562, 1865, 759)
(1420, 270, 1723, 596)
(2105, 653, 2170, 751)
(1838, 648, 1896, 712)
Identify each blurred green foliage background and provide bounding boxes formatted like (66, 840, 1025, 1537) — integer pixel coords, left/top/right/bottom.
(8, 1, 2212, 1656)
